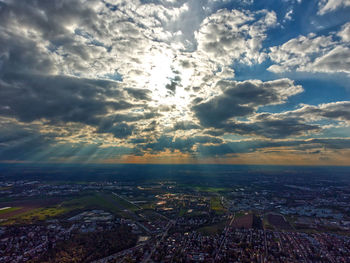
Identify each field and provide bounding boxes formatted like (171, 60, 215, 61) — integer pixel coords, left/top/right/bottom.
(197, 220, 228, 235)
(210, 196, 226, 214)
(1, 191, 141, 225)
(140, 202, 156, 210)
(62, 192, 140, 216)
(0, 198, 64, 224)
(179, 208, 186, 216)
(0, 207, 20, 215)
(138, 209, 166, 221)
(232, 213, 263, 229)
(110, 193, 140, 211)
(14, 207, 68, 221)
(194, 186, 230, 193)
(266, 213, 293, 231)
(232, 214, 254, 229)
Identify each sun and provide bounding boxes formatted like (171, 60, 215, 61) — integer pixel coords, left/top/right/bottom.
(144, 49, 191, 111)
(147, 52, 174, 95)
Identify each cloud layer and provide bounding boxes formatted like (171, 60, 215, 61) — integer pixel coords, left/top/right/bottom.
(0, 0, 349, 164)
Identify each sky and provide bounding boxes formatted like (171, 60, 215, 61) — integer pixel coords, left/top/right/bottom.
(0, 0, 349, 165)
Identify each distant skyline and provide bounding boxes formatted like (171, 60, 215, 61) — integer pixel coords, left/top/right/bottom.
(0, 0, 349, 165)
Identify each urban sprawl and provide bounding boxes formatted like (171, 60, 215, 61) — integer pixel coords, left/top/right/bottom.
(1, 174, 350, 262)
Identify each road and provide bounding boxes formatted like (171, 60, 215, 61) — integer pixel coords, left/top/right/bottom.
(213, 213, 235, 262)
(91, 243, 145, 263)
(141, 220, 174, 263)
(112, 192, 141, 209)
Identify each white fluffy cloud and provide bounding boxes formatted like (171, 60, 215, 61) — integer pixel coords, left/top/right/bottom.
(338, 22, 350, 42)
(195, 9, 276, 66)
(318, 0, 350, 15)
(268, 24, 350, 75)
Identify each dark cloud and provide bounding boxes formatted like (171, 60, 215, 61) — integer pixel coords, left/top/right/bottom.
(94, 112, 161, 138)
(142, 120, 158, 133)
(126, 88, 152, 100)
(0, 121, 54, 161)
(198, 138, 350, 157)
(100, 123, 134, 139)
(193, 79, 302, 127)
(0, 0, 103, 76)
(193, 96, 253, 127)
(223, 117, 320, 139)
(97, 112, 161, 126)
(219, 101, 350, 139)
(165, 76, 181, 94)
(0, 74, 133, 124)
(140, 135, 222, 153)
(291, 102, 350, 122)
(0, 119, 135, 161)
(173, 121, 201, 131)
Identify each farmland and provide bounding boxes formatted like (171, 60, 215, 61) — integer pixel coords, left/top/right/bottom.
(266, 213, 293, 231)
(0, 207, 20, 215)
(1, 191, 142, 225)
(210, 196, 226, 214)
(197, 220, 228, 235)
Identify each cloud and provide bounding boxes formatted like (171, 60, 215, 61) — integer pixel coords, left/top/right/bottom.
(223, 118, 320, 138)
(0, 118, 55, 161)
(268, 24, 350, 75)
(0, 0, 349, 164)
(289, 101, 350, 122)
(318, 0, 350, 15)
(198, 138, 350, 157)
(126, 88, 152, 101)
(0, 74, 134, 124)
(195, 8, 276, 66)
(139, 135, 222, 154)
(283, 9, 294, 22)
(97, 122, 134, 139)
(193, 78, 302, 127)
(173, 121, 201, 131)
(338, 22, 350, 42)
(199, 99, 350, 139)
(225, 101, 350, 138)
(311, 46, 350, 74)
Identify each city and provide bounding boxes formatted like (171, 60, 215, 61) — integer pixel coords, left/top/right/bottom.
(1, 165, 350, 262)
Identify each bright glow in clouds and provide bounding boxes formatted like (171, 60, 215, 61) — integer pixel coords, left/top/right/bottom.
(143, 48, 192, 124)
(147, 53, 174, 94)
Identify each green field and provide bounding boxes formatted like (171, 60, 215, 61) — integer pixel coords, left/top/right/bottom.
(140, 202, 155, 210)
(62, 194, 116, 212)
(210, 196, 226, 214)
(109, 193, 140, 212)
(197, 220, 228, 235)
(235, 211, 249, 218)
(62, 192, 139, 214)
(4, 206, 70, 225)
(194, 186, 230, 192)
(262, 215, 274, 230)
(179, 208, 186, 216)
(19, 207, 68, 221)
(177, 184, 230, 193)
(0, 207, 21, 215)
(2, 191, 140, 225)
